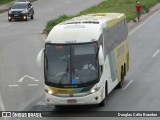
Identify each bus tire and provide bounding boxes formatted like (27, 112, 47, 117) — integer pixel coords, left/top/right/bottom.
(99, 82, 107, 107)
(117, 70, 124, 88)
(55, 105, 61, 108)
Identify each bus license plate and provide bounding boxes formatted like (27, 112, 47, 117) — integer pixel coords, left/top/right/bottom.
(67, 99, 77, 103)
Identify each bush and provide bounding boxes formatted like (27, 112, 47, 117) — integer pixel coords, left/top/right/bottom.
(142, 5, 150, 13)
(0, 0, 14, 5)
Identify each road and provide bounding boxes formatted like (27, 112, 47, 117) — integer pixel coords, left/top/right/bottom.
(27, 3, 160, 120)
(1, 0, 160, 120)
(0, 0, 103, 111)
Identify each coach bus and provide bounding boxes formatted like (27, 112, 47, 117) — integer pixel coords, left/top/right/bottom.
(37, 13, 129, 106)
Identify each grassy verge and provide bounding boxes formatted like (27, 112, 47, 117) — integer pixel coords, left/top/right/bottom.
(0, 0, 14, 5)
(45, 0, 160, 34)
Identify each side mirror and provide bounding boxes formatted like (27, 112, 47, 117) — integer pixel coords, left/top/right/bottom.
(98, 45, 104, 65)
(37, 48, 44, 68)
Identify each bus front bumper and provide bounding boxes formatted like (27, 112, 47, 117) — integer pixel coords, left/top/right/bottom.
(45, 90, 104, 105)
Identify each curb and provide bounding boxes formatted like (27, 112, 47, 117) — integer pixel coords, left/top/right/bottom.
(128, 3, 160, 31)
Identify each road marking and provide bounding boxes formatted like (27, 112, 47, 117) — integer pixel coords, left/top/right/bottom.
(25, 75, 34, 80)
(152, 50, 160, 57)
(0, 93, 5, 111)
(28, 84, 39, 86)
(49, 8, 55, 11)
(123, 80, 133, 90)
(18, 76, 25, 82)
(8, 85, 19, 87)
(34, 79, 39, 82)
(18, 75, 39, 82)
(129, 10, 160, 35)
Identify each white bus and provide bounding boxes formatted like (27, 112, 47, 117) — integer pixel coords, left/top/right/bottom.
(37, 13, 129, 106)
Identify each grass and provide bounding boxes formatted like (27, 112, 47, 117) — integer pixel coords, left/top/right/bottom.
(45, 15, 73, 35)
(45, 0, 160, 34)
(0, 0, 14, 5)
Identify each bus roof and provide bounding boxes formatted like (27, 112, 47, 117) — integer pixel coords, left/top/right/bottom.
(46, 13, 126, 44)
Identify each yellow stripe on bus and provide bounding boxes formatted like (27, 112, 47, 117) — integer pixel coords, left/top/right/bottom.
(107, 15, 126, 28)
(49, 86, 73, 94)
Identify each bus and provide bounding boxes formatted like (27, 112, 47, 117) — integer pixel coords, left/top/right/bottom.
(37, 13, 129, 106)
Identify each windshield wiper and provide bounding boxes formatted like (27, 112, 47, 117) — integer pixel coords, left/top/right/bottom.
(58, 60, 69, 84)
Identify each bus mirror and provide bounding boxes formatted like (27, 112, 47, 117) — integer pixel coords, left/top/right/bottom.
(37, 48, 44, 68)
(98, 45, 104, 65)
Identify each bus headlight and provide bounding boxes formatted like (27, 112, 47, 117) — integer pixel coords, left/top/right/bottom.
(90, 87, 100, 94)
(45, 89, 54, 95)
(48, 90, 53, 95)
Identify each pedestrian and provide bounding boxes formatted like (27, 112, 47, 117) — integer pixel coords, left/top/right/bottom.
(136, 1, 142, 21)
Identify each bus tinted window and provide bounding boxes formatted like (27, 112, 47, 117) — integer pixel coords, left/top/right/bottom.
(103, 19, 128, 57)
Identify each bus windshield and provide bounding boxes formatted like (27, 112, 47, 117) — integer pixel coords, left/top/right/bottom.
(45, 43, 98, 88)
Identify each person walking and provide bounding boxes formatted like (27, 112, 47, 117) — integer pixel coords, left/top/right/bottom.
(136, 1, 142, 21)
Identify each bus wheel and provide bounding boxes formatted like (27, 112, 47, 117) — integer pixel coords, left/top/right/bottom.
(55, 105, 62, 108)
(117, 70, 124, 88)
(99, 95, 106, 107)
(99, 83, 107, 107)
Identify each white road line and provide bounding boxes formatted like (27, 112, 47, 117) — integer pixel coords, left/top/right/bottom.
(25, 75, 34, 80)
(28, 84, 39, 86)
(129, 10, 160, 35)
(18, 75, 39, 82)
(49, 8, 55, 11)
(0, 93, 5, 111)
(123, 80, 133, 90)
(34, 79, 39, 82)
(8, 85, 19, 87)
(152, 50, 160, 57)
(18, 76, 25, 82)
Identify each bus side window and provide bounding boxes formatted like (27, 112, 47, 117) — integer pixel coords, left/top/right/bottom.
(99, 44, 103, 75)
(99, 65, 103, 76)
(101, 65, 103, 73)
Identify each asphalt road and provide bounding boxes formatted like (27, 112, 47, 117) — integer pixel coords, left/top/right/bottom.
(1, 0, 160, 120)
(0, 0, 103, 111)
(26, 3, 160, 120)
